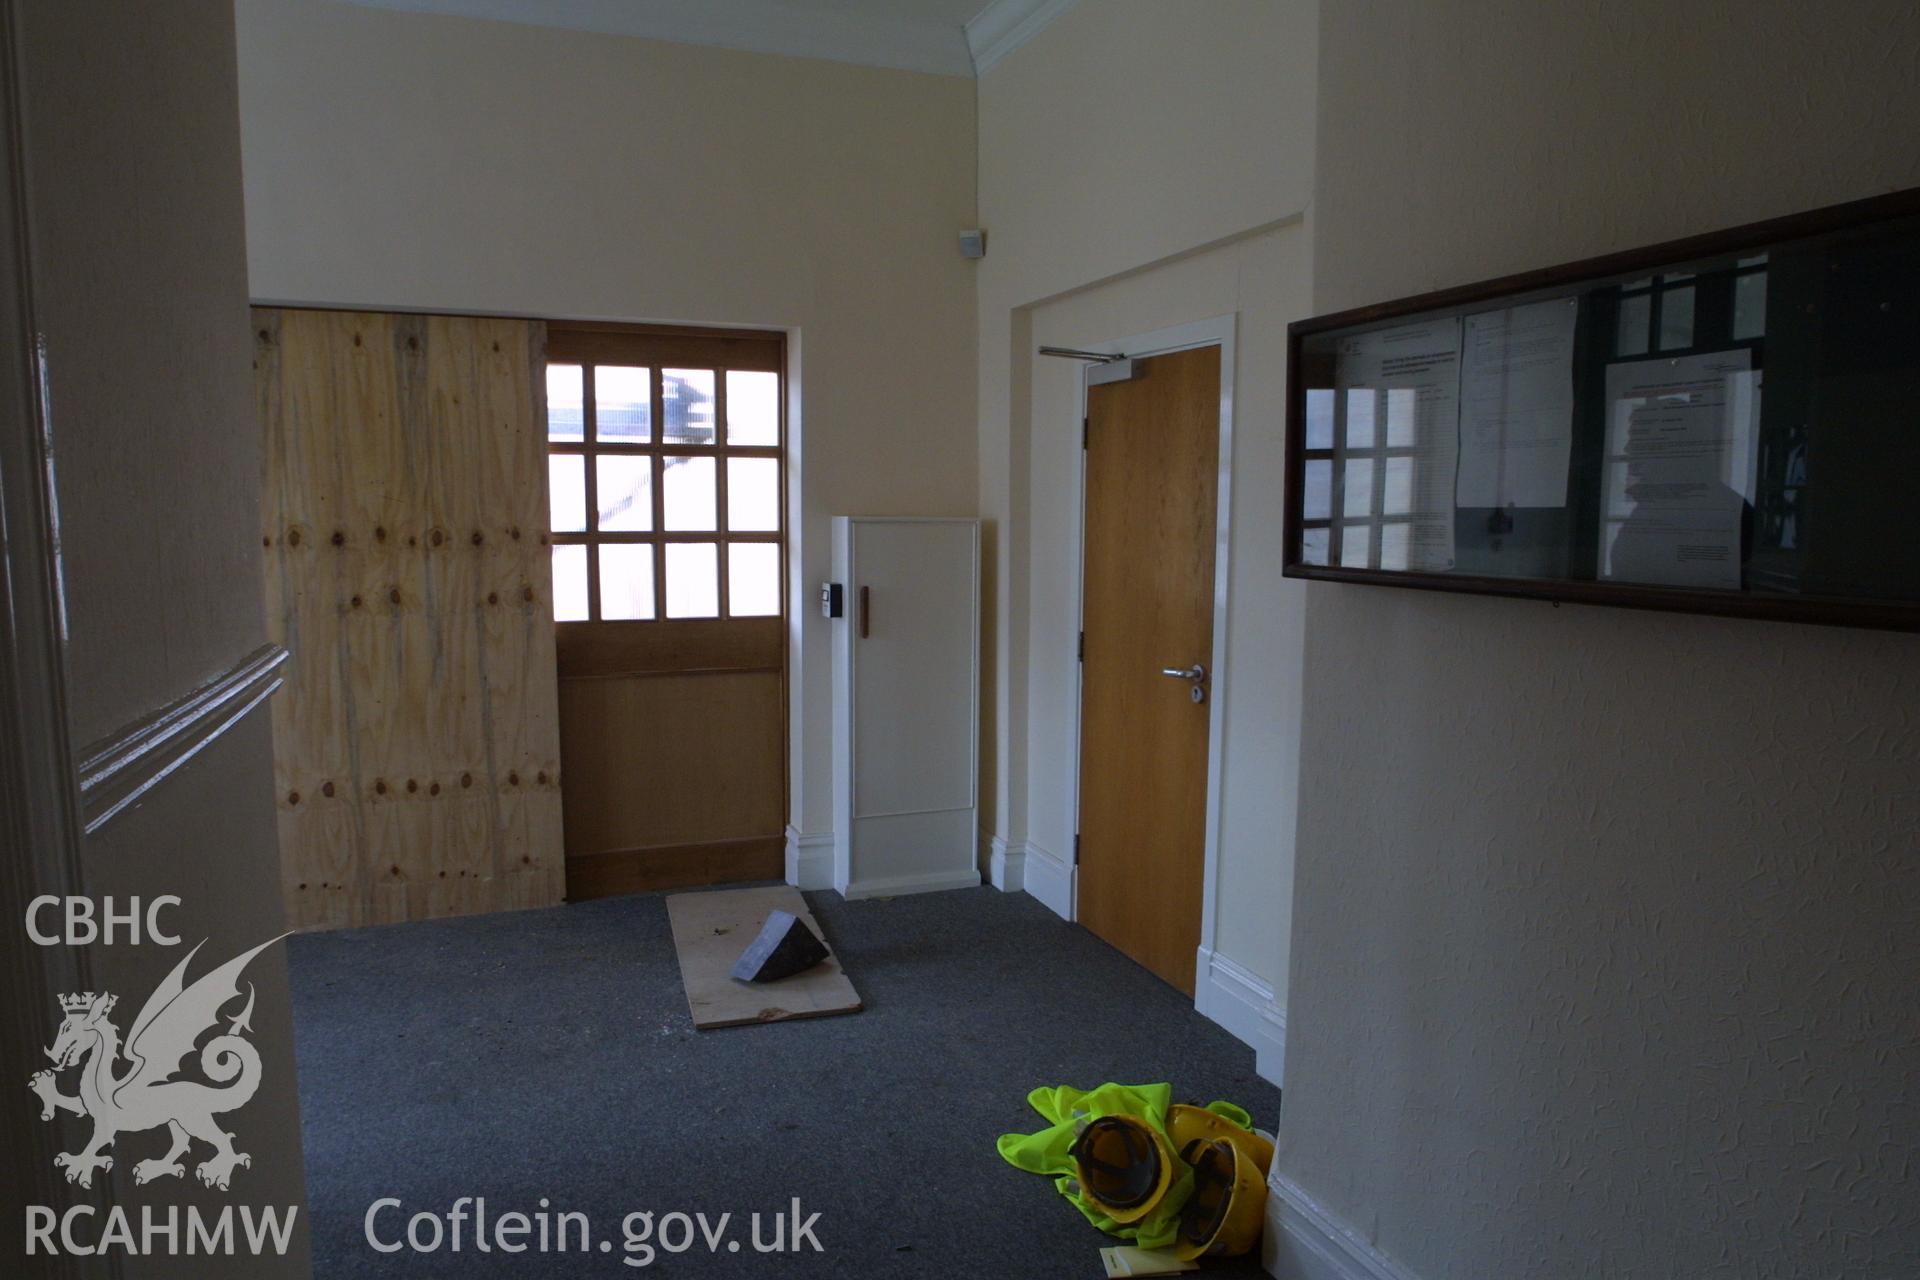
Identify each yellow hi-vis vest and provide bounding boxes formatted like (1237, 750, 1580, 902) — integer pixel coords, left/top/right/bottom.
(994, 1082, 1255, 1249)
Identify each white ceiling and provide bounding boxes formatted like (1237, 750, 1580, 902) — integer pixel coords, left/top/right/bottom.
(773, 0, 992, 25)
(334, 0, 1077, 77)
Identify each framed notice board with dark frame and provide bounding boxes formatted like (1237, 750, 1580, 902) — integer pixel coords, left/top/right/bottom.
(1281, 187, 1920, 632)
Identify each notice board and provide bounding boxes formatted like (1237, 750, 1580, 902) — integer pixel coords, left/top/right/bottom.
(1283, 188, 1920, 631)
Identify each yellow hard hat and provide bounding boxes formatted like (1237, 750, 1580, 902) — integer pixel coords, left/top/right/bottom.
(1066, 1114, 1180, 1225)
(1167, 1103, 1274, 1176)
(1170, 1136, 1267, 1260)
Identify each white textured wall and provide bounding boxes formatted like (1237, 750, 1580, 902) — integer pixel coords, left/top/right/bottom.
(1277, 2, 1920, 1276)
(19, 1, 311, 1270)
(976, 0, 1317, 999)
(30, 0, 270, 747)
(233, 0, 978, 838)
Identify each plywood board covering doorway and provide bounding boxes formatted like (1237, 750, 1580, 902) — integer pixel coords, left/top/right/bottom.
(256, 307, 565, 930)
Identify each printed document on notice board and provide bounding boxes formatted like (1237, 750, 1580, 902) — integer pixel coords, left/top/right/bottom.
(1601, 351, 1760, 591)
(1456, 297, 1579, 508)
(1334, 318, 1462, 571)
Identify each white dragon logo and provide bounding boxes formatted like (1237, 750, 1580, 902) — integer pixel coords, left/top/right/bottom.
(27, 935, 286, 1192)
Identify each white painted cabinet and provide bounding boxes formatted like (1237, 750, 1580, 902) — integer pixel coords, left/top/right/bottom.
(831, 517, 981, 899)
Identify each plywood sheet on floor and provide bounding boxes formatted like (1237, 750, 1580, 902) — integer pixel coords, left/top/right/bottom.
(664, 885, 861, 1029)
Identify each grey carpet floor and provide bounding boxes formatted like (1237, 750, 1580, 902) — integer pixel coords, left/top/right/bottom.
(288, 884, 1281, 1278)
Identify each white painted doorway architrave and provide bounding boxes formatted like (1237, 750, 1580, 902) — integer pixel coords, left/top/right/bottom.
(1023, 314, 1254, 1033)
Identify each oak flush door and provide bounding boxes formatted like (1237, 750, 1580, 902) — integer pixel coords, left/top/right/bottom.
(1076, 345, 1221, 996)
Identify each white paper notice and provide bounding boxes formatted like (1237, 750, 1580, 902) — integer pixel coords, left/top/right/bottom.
(1600, 352, 1760, 591)
(1456, 297, 1579, 508)
(1335, 319, 1462, 571)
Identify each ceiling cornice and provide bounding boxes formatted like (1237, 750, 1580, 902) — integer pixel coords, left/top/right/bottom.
(335, 0, 980, 78)
(964, 0, 1079, 76)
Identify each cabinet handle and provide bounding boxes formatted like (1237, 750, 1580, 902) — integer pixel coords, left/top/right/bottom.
(859, 585, 870, 639)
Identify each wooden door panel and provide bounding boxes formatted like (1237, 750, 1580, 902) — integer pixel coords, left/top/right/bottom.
(1076, 345, 1221, 995)
(557, 616, 785, 896)
(555, 615, 782, 677)
(558, 673, 784, 848)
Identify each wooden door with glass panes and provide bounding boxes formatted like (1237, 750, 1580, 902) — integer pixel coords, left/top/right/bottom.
(545, 324, 787, 897)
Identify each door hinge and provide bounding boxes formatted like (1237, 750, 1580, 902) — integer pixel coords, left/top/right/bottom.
(1077, 630, 1085, 662)
(1082, 416, 1089, 449)
(1073, 833, 1081, 862)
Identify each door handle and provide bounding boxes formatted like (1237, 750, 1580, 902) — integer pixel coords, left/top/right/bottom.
(1159, 664, 1207, 682)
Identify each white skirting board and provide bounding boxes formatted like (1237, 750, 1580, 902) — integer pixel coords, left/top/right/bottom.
(785, 826, 834, 891)
(1196, 946, 1286, 1086)
(839, 867, 981, 900)
(790, 829, 984, 898)
(1262, 1173, 1421, 1280)
(1020, 839, 1074, 920)
(984, 831, 1025, 891)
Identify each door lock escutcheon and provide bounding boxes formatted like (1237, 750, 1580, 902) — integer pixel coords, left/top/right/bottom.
(1159, 663, 1208, 703)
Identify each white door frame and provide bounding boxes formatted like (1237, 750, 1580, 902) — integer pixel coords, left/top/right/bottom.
(1066, 313, 1238, 970)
